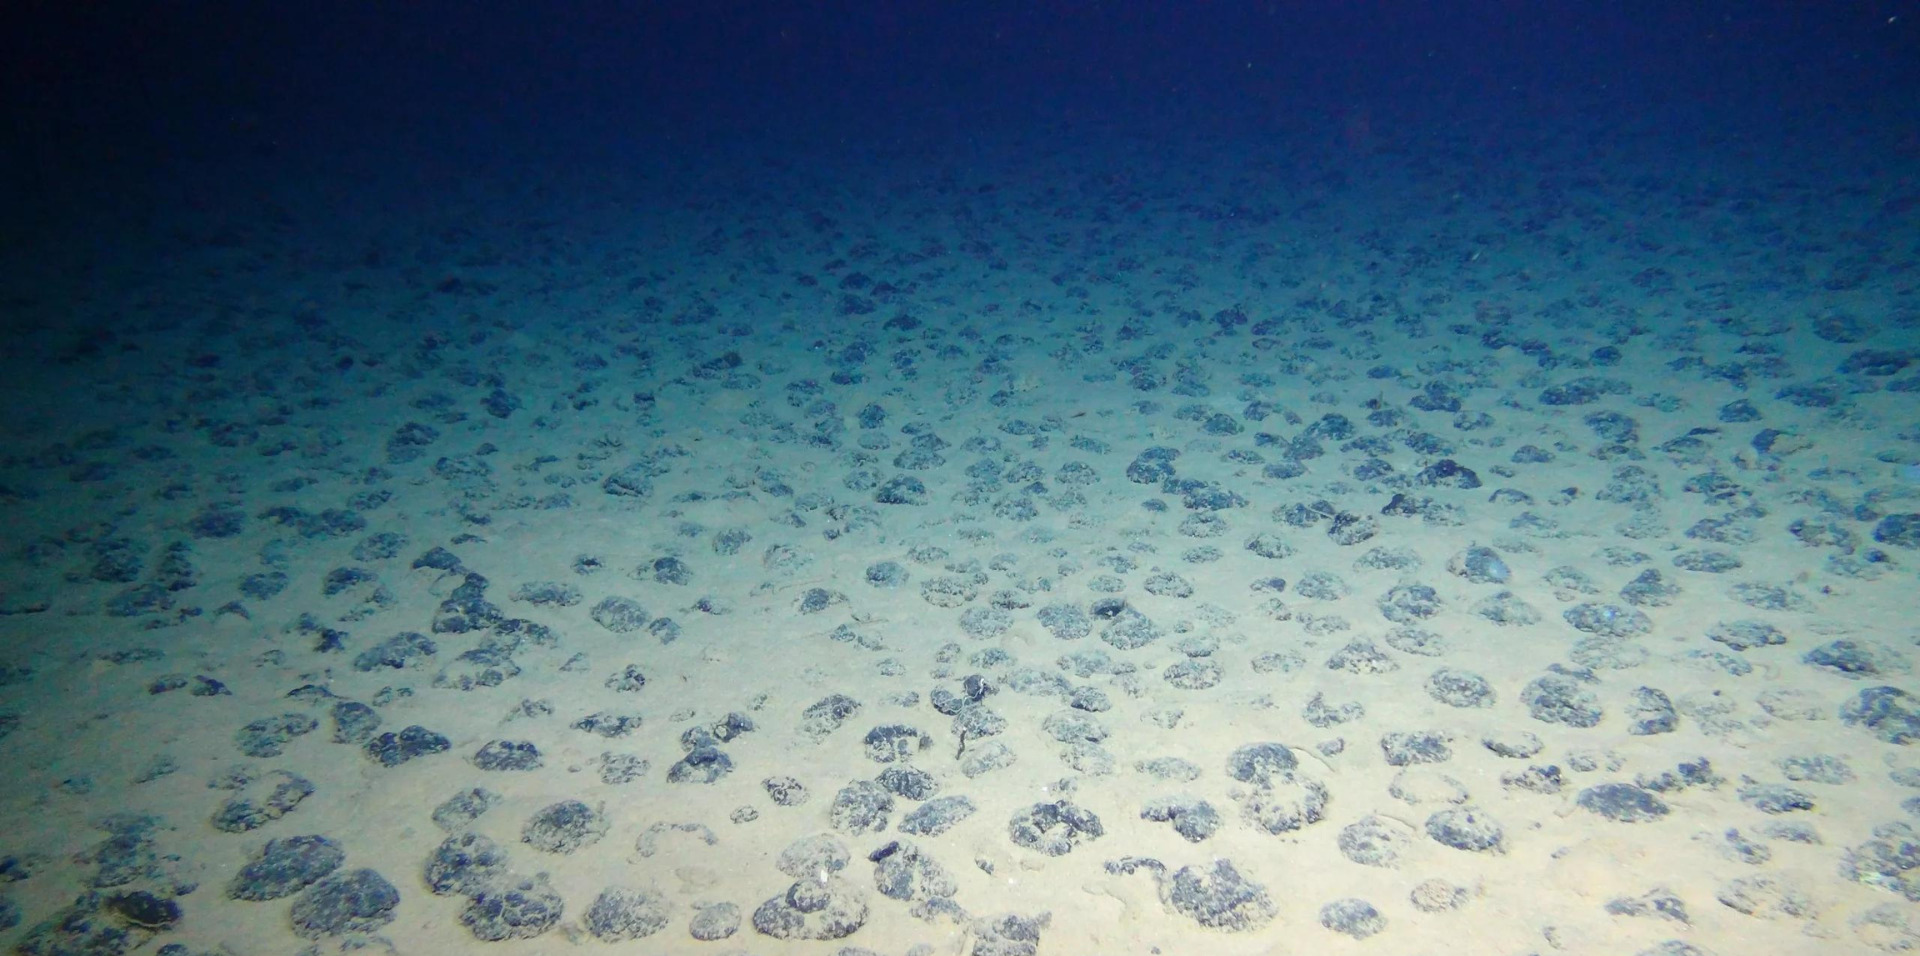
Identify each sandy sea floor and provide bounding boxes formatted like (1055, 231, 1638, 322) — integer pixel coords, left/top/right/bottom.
(2, 127, 1919, 955)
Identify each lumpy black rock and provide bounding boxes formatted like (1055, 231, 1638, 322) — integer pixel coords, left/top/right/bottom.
(1576, 783, 1670, 822)
(211, 770, 315, 833)
(1160, 858, 1275, 931)
(830, 780, 895, 835)
(1319, 897, 1386, 939)
(234, 713, 319, 758)
(1140, 798, 1221, 843)
(1842, 686, 1920, 744)
(1225, 742, 1298, 786)
(424, 832, 508, 898)
(1873, 514, 1920, 549)
(1008, 801, 1104, 856)
(364, 725, 450, 767)
(228, 835, 345, 901)
(472, 739, 542, 771)
(1425, 806, 1504, 852)
(289, 868, 399, 939)
(1524, 674, 1602, 728)
(1337, 815, 1412, 868)
(522, 800, 607, 853)
(461, 875, 564, 941)
(750, 877, 869, 940)
(584, 886, 671, 941)
(667, 746, 734, 784)
(900, 795, 976, 836)
(1426, 668, 1494, 708)
(1381, 731, 1451, 766)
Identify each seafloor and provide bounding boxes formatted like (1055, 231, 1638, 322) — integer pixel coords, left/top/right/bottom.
(2, 127, 1919, 955)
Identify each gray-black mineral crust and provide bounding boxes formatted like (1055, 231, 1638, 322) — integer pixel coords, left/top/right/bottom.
(775, 835, 849, 881)
(1008, 801, 1104, 856)
(830, 780, 895, 835)
(1841, 822, 1920, 900)
(1225, 742, 1297, 785)
(228, 835, 345, 901)
(1524, 674, 1603, 727)
(1160, 858, 1276, 931)
(1338, 815, 1414, 868)
(751, 877, 869, 940)
(1425, 807, 1505, 853)
(461, 875, 564, 941)
(1140, 797, 1222, 843)
(1426, 668, 1494, 708)
(522, 800, 608, 853)
(584, 886, 671, 941)
(1577, 783, 1671, 822)
(1842, 687, 1920, 744)
(901, 796, 977, 836)
(290, 868, 400, 940)
(1320, 897, 1387, 939)
(1237, 772, 1329, 834)
(425, 833, 509, 896)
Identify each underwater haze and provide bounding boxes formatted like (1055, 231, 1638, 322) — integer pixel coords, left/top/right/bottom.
(2, 2, 1920, 953)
